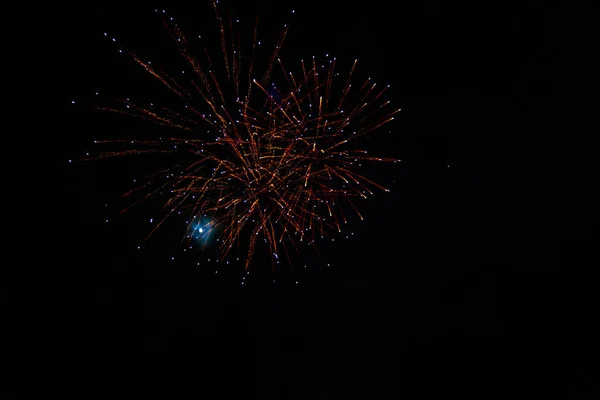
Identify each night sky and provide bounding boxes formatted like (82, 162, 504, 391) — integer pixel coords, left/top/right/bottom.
(54, 1, 596, 398)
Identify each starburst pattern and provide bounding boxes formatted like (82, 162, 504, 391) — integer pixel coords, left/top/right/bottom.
(85, 2, 400, 269)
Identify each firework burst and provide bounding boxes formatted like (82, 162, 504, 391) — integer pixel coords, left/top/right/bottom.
(85, 2, 400, 270)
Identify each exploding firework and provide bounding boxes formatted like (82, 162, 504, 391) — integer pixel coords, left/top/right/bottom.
(84, 2, 400, 270)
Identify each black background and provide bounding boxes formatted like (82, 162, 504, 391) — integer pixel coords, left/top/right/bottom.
(54, 1, 596, 398)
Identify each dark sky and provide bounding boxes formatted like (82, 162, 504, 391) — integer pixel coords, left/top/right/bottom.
(55, 1, 596, 398)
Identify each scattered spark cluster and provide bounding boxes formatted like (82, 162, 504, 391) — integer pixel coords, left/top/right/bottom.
(78, 2, 401, 271)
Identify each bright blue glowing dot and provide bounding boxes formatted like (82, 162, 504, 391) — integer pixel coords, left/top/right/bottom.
(199, 227, 204, 233)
